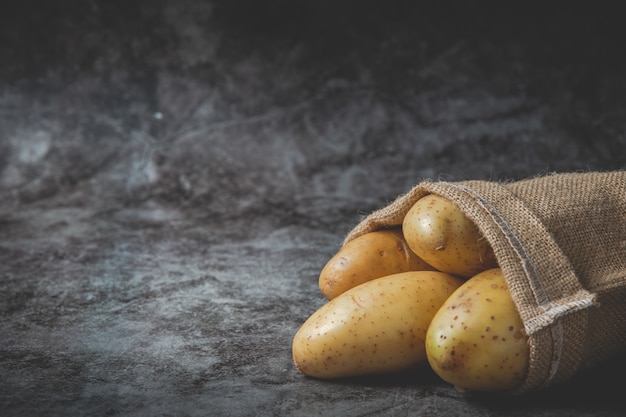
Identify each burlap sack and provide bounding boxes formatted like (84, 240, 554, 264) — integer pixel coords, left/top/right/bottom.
(343, 171, 626, 394)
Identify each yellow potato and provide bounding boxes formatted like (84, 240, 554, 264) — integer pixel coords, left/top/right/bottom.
(319, 229, 435, 300)
(293, 271, 464, 379)
(402, 194, 497, 277)
(425, 268, 529, 392)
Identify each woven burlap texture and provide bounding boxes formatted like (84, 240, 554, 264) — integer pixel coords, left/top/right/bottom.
(344, 171, 626, 394)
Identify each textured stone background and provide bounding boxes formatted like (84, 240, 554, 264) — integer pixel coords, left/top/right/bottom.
(1, 1, 626, 416)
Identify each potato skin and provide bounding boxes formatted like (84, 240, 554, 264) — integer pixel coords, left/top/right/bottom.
(425, 268, 529, 392)
(402, 194, 497, 277)
(293, 271, 464, 379)
(319, 229, 434, 300)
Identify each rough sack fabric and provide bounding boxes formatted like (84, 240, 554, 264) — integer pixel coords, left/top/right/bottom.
(343, 171, 626, 394)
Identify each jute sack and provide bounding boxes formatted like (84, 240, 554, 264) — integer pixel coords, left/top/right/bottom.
(343, 171, 626, 394)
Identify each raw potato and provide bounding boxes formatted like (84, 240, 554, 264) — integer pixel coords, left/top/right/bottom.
(425, 268, 529, 392)
(402, 194, 497, 277)
(293, 271, 464, 379)
(319, 229, 434, 300)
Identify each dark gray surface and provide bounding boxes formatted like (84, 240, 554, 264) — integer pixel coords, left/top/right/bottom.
(2, 1, 626, 416)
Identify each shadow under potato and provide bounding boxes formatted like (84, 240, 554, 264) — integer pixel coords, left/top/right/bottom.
(300, 352, 626, 409)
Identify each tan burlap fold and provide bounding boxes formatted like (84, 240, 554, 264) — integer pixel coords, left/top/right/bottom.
(344, 171, 626, 394)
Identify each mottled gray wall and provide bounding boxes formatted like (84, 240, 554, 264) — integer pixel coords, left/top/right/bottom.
(2, 1, 625, 213)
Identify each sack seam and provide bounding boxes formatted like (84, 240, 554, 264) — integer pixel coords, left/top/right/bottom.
(446, 182, 565, 385)
(447, 183, 550, 309)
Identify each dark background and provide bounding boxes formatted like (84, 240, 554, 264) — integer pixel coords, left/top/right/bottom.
(1, 1, 626, 416)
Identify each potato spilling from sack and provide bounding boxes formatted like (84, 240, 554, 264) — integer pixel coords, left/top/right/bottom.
(425, 268, 529, 392)
(319, 229, 435, 300)
(293, 193, 530, 394)
(293, 271, 463, 378)
(402, 194, 497, 277)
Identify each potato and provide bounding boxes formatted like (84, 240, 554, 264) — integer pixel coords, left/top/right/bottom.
(425, 268, 529, 392)
(293, 271, 464, 379)
(402, 194, 497, 277)
(319, 229, 435, 300)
